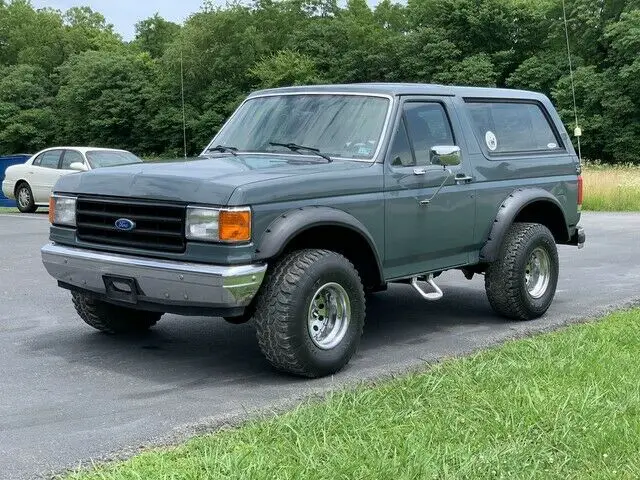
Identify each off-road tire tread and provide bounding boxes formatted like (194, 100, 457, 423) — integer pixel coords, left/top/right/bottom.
(72, 293, 161, 334)
(253, 249, 365, 377)
(485, 222, 557, 321)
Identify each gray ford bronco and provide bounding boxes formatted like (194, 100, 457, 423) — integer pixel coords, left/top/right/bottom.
(42, 84, 585, 378)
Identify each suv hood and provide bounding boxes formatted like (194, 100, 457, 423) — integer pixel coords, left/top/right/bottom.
(53, 155, 372, 205)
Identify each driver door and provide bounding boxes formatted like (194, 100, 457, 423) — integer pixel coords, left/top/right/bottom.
(383, 97, 476, 279)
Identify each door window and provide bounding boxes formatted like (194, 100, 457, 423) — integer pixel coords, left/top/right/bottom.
(61, 150, 85, 170)
(36, 151, 62, 169)
(389, 119, 414, 167)
(390, 102, 456, 167)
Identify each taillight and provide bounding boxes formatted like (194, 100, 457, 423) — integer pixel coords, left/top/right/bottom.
(577, 175, 583, 207)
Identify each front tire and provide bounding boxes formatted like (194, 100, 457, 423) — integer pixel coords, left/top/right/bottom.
(253, 249, 366, 378)
(15, 182, 37, 213)
(72, 292, 162, 334)
(485, 222, 559, 320)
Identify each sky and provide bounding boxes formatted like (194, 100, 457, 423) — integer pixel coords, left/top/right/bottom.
(32, 0, 215, 40)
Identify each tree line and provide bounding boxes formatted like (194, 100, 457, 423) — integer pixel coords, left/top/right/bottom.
(0, 0, 639, 163)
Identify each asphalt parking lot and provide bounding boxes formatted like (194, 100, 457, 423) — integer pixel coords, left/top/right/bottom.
(1, 212, 639, 479)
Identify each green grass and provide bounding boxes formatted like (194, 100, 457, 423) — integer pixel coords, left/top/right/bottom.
(62, 309, 640, 480)
(583, 163, 640, 211)
(0, 206, 18, 213)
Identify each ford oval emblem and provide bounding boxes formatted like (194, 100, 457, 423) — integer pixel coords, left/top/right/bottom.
(115, 218, 136, 231)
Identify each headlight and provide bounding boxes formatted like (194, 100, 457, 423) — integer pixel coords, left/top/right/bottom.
(186, 206, 251, 243)
(49, 195, 77, 227)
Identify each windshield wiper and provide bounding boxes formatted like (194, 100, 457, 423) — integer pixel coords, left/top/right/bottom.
(269, 142, 332, 163)
(207, 145, 239, 156)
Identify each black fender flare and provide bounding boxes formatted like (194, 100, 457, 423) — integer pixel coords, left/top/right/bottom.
(479, 188, 568, 263)
(255, 206, 384, 281)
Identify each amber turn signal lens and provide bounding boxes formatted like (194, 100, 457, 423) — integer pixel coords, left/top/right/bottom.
(48, 196, 55, 224)
(219, 209, 251, 242)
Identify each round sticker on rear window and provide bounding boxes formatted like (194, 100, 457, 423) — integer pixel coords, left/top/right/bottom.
(485, 131, 498, 151)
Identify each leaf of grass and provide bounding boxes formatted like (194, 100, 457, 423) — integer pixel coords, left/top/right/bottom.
(582, 166, 640, 211)
(63, 309, 640, 480)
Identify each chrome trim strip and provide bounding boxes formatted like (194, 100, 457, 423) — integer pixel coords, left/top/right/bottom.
(41, 243, 264, 277)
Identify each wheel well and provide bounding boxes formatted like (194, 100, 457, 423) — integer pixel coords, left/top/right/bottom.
(514, 201, 568, 243)
(281, 225, 384, 291)
(14, 180, 28, 196)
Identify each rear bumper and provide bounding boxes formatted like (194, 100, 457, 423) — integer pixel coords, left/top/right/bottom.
(1, 180, 14, 199)
(568, 226, 586, 249)
(41, 243, 267, 316)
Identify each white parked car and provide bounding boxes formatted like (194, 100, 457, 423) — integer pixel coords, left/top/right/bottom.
(1, 147, 143, 213)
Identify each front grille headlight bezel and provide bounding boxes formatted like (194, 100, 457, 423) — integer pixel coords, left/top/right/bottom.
(49, 195, 77, 227)
(185, 206, 252, 243)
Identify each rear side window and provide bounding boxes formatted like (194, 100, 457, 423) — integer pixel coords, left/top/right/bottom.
(466, 101, 562, 155)
(35, 150, 62, 169)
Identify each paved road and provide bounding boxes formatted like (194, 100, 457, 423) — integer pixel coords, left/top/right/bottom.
(1, 212, 639, 479)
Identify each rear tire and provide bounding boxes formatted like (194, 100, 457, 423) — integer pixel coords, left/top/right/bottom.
(485, 222, 559, 320)
(72, 292, 162, 334)
(15, 182, 37, 213)
(253, 249, 365, 378)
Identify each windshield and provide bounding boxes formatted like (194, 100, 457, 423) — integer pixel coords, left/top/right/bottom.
(86, 150, 143, 168)
(210, 94, 391, 160)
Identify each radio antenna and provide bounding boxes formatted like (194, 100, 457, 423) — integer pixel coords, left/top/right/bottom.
(562, 0, 582, 163)
(180, 41, 188, 159)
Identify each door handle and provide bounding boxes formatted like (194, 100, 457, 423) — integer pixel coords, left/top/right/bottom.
(413, 168, 426, 175)
(455, 174, 473, 184)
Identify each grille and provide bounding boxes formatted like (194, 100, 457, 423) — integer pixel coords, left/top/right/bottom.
(76, 197, 186, 253)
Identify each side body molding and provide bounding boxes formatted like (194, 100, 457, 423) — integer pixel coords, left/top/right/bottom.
(480, 188, 569, 263)
(255, 206, 384, 275)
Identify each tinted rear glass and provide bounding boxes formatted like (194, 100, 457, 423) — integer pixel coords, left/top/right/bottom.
(37, 151, 62, 169)
(466, 101, 562, 154)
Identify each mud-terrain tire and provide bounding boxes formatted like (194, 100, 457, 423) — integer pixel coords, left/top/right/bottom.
(253, 249, 366, 378)
(485, 222, 559, 320)
(15, 182, 37, 213)
(72, 292, 162, 334)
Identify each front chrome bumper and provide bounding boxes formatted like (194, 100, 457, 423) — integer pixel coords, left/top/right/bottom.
(41, 243, 267, 314)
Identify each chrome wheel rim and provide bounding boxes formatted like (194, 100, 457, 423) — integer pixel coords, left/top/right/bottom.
(17, 187, 30, 208)
(525, 247, 551, 299)
(307, 282, 351, 350)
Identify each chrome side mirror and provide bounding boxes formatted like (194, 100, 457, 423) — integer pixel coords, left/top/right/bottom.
(430, 145, 461, 167)
(69, 162, 89, 172)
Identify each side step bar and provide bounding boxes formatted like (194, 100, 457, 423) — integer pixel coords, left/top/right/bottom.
(410, 274, 443, 301)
